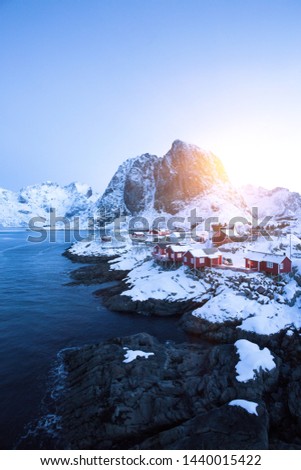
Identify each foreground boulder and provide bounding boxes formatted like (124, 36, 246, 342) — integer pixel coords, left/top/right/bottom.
(137, 404, 269, 450)
(54, 333, 276, 449)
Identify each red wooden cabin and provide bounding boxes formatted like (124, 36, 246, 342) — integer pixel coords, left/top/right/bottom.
(152, 243, 169, 261)
(245, 251, 292, 274)
(183, 248, 222, 269)
(166, 245, 190, 263)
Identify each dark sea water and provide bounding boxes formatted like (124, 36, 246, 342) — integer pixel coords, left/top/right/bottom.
(0, 231, 189, 449)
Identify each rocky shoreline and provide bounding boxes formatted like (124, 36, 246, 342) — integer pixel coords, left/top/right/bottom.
(53, 248, 301, 449)
(64, 248, 204, 317)
(58, 332, 272, 449)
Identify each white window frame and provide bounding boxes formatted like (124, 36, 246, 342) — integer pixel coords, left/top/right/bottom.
(199, 257, 205, 263)
(266, 261, 273, 268)
(280, 263, 284, 270)
(184, 256, 187, 263)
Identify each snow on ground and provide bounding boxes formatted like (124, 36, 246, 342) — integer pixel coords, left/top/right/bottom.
(69, 238, 152, 270)
(109, 245, 151, 271)
(191, 276, 301, 335)
(123, 347, 154, 363)
(228, 399, 259, 416)
(239, 302, 301, 335)
(192, 291, 252, 323)
(283, 279, 298, 302)
(121, 261, 210, 302)
(69, 234, 301, 336)
(234, 339, 276, 382)
(68, 239, 130, 258)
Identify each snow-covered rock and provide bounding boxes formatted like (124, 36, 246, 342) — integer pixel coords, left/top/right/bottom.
(234, 339, 276, 382)
(121, 261, 210, 302)
(228, 399, 259, 416)
(123, 347, 155, 363)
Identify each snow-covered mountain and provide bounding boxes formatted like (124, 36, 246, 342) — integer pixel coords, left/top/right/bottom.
(242, 184, 301, 228)
(3, 141, 300, 231)
(0, 182, 98, 228)
(96, 140, 250, 224)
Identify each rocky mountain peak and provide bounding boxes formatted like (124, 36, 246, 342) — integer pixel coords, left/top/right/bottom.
(154, 140, 229, 213)
(96, 140, 243, 221)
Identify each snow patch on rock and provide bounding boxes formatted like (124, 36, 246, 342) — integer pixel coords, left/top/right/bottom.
(123, 347, 154, 363)
(228, 399, 259, 416)
(234, 339, 276, 382)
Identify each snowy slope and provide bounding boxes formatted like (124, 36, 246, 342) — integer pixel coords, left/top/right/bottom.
(0, 182, 98, 228)
(242, 184, 301, 230)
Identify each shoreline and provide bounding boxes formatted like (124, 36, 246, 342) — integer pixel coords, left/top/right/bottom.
(36, 246, 301, 450)
(64, 248, 205, 317)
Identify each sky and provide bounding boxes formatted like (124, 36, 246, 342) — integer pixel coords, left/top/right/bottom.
(1, 0, 301, 194)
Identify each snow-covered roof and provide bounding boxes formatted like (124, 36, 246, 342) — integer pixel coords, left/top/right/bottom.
(167, 244, 191, 253)
(186, 247, 220, 259)
(245, 250, 289, 264)
(206, 253, 221, 259)
(186, 248, 207, 258)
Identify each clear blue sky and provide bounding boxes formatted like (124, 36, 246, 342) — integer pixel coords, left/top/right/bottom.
(1, 0, 301, 193)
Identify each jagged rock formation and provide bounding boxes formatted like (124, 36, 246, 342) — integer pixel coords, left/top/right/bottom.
(28, 333, 274, 450)
(96, 140, 249, 223)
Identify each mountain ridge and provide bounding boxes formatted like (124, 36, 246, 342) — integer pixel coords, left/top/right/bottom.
(1, 140, 301, 228)
(0, 181, 98, 228)
(96, 139, 249, 224)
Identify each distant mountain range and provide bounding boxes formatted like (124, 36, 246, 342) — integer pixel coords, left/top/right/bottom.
(242, 184, 301, 223)
(1, 141, 301, 229)
(0, 182, 98, 228)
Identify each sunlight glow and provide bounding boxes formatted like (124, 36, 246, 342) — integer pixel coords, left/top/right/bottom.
(206, 127, 301, 192)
